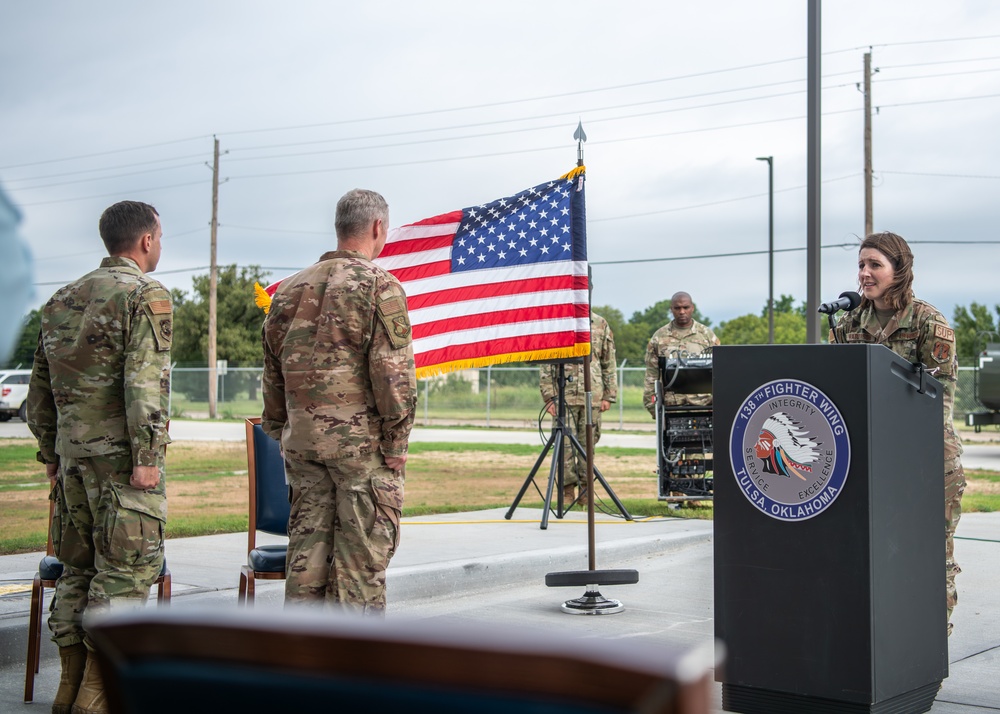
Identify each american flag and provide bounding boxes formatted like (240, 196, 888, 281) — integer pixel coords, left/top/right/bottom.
(380, 170, 590, 377)
(257, 168, 590, 378)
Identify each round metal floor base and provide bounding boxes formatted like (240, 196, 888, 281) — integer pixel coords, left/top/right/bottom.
(560, 588, 625, 615)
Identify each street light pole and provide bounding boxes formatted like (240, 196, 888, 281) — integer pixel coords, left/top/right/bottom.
(756, 156, 774, 344)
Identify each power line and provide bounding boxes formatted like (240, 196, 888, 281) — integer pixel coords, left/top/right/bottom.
(9, 35, 999, 173)
(877, 92, 1000, 111)
(880, 170, 1000, 180)
(218, 56, 811, 139)
(5, 161, 206, 192)
(874, 66, 1000, 84)
(878, 54, 1000, 70)
(590, 240, 1000, 267)
(17, 180, 210, 207)
(874, 34, 1000, 49)
(591, 175, 859, 223)
(35, 240, 1000, 287)
(221, 224, 332, 235)
(227, 65, 997, 161)
(4, 152, 209, 185)
(0, 135, 211, 172)
(11, 73, 993, 194)
(32, 227, 208, 263)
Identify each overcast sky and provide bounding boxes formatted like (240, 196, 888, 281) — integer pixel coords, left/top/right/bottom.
(3, 1, 998, 330)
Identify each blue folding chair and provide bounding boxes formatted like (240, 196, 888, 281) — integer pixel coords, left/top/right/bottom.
(238, 418, 290, 605)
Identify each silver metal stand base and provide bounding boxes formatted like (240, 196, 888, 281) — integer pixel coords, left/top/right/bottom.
(560, 587, 625, 615)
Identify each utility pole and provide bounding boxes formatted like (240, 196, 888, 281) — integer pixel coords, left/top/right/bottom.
(863, 50, 873, 236)
(208, 137, 220, 419)
(805, 0, 822, 343)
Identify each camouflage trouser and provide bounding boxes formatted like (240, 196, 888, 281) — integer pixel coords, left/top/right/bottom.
(555, 406, 602, 488)
(662, 391, 713, 407)
(283, 450, 403, 614)
(48, 452, 166, 647)
(945, 456, 966, 634)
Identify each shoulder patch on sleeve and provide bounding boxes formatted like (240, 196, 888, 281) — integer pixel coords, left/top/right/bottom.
(934, 324, 954, 341)
(931, 340, 952, 364)
(376, 286, 411, 350)
(140, 288, 173, 352)
(147, 299, 171, 315)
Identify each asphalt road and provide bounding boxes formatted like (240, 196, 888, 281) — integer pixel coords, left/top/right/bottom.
(4, 419, 1000, 470)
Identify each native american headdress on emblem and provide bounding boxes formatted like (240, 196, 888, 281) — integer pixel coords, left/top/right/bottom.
(755, 411, 821, 481)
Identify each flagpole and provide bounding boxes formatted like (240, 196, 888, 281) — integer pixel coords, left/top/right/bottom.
(577, 124, 598, 571)
(544, 123, 639, 614)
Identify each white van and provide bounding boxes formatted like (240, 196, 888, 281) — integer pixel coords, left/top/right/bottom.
(0, 369, 31, 421)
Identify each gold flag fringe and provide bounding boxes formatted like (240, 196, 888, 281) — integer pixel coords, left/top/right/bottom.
(253, 282, 272, 314)
(559, 165, 586, 180)
(415, 343, 591, 380)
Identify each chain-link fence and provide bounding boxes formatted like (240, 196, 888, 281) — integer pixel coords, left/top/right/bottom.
(169, 364, 985, 427)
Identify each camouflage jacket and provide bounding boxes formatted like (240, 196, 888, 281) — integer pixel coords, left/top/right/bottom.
(27, 256, 173, 467)
(832, 298, 962, 460)
(539, 313, 617, 406)
(261, 250, 416, 461)
(643, 320, 719, 413)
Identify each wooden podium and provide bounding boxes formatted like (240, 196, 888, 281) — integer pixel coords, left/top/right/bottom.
(713, 344, 947, 713)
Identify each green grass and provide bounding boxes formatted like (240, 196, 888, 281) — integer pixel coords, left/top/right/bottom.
(165, 514, 249, 539)
(3, 437, 996, 553)
(961, 494, 997, 513)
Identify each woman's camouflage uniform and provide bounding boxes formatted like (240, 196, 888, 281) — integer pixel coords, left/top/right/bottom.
(833, 297, 965, 632)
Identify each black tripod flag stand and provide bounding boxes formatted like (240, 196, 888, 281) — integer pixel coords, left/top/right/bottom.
(544, 352, 639, 614)
(503, 359, 632, 529)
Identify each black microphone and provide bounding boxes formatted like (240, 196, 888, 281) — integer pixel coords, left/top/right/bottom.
(817, 291, 862, 315)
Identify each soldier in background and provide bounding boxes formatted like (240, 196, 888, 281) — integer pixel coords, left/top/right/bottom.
(261, 189, 416, 614)
(27, 201, 172, 714)
(643, 291, 720, 416)
(539, 311, 617, 505)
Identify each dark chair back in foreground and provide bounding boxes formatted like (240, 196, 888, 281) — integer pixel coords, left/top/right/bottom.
(89, 607, 717, 714)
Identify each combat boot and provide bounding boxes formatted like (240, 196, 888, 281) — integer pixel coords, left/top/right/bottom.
(578, 487, 589, 507)
(52, 642, 86, 714)
(71, 651, 107, 714)
(562, 484, 576, 506)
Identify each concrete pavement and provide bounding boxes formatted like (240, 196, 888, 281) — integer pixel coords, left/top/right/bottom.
(2, 421, 999, 712)
(1, 506, 998, 712)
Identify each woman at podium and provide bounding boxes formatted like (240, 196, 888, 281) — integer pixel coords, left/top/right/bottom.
(831, 231, 966, 635)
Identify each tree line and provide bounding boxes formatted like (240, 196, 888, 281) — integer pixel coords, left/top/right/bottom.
(6, 266, 1000, 370)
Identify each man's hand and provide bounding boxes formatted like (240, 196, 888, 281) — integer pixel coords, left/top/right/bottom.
(384, 454, 407, 472)
(46, 461, 59, 486)
(600, 400, 611, 412)
(130, 465, 160, 490)
(545, 401, 556, 417)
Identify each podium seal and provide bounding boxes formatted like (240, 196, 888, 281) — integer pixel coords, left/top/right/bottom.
(730, 378, 850, 521)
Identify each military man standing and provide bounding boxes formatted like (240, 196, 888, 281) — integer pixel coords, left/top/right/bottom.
(261, 189, 416, 614)
(28, 201, 172, 714)
(539, 312, 617, 505)
(643, 291, 719, 416)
